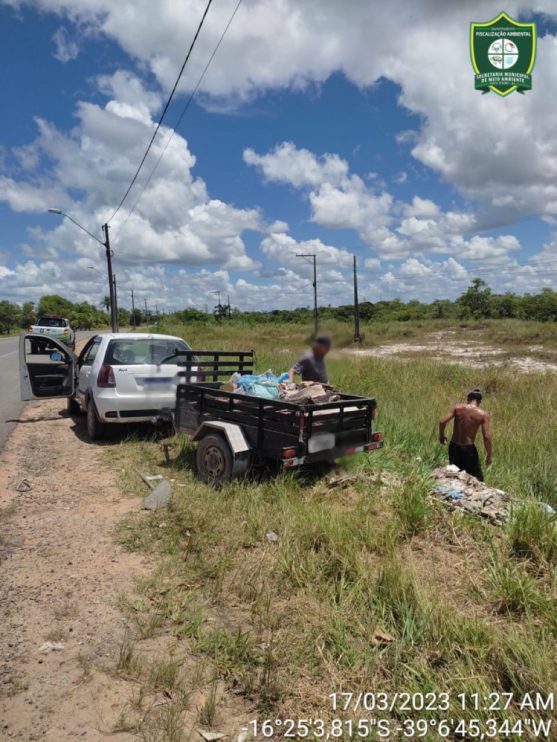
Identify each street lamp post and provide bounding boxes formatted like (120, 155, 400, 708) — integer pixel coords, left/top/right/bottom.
(48, 208, 118, 333)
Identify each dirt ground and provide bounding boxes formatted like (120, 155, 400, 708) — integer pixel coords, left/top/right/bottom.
(0, 396, 254, 741)
(0, 398, 146, 740)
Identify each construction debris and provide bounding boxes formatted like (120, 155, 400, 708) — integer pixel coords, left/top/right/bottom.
(137, 470, 172, 510)
(431, 465, 510, 525)
(142, 480, 172, 510)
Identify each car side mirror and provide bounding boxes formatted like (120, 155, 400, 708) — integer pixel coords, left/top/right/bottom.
(50, 351, 63, 362)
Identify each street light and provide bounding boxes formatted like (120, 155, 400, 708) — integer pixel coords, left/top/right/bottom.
(47, 208, 118, 332)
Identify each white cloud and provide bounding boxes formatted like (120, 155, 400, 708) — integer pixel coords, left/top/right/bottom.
(266, 219, 289, 234)
(52, 26, 79, 63)
(244, 142, 348, 188)
(0, 83, 261, 271)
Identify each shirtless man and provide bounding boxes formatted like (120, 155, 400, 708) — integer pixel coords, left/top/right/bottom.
(439, 388, 492, 481)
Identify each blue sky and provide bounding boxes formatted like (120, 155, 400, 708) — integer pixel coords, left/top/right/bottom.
(1, 0, 557, 311)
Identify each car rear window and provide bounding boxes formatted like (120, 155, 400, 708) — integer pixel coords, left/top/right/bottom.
(37, 317, 66, 327)
(105, 338, 192, 365)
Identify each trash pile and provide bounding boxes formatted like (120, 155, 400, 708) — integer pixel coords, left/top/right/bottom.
(220, 371, 340, 405)
(431, 465, 510, 525)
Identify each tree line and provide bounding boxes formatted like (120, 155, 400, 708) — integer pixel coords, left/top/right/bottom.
(172, 279, 557, 325)
(1, 280, 556, 334)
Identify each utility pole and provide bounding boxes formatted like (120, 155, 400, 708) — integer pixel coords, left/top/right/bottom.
(102, 223, 118, 333)
(144, 298, 148, 322)
(130, 289, 135, 328)
(112, 274, 119, 332)
(353, 255, 361, 342)
(296, 253, 318, 335)
(227, 294, 231, 319)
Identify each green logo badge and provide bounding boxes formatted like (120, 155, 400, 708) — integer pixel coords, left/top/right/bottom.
(470, 11, 536, 96)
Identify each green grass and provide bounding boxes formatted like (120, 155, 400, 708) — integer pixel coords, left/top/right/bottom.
(109, 319, 557, 731)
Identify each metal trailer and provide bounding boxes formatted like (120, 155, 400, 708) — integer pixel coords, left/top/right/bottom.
(173, 350, 384, 484)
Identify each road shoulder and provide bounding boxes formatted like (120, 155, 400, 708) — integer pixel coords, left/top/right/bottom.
(0, 398, 145, 740)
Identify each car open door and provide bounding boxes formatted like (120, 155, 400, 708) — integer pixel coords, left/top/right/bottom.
(20, 333, 78, 401)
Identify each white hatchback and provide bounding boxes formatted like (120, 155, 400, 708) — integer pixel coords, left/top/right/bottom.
(20, 332, 198, 439)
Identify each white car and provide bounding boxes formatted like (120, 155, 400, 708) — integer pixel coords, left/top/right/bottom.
(20, 332, 198, 439)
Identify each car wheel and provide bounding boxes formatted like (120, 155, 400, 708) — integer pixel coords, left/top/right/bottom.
(86, 400, 106, 440)
(196, 434, 234, 485)
(67, 396, 81, 416)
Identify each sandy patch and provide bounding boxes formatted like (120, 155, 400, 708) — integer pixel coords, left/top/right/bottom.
(341, 335, 557, 373)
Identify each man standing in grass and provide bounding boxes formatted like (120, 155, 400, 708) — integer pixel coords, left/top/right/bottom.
(289, 336, 331, 383)
(439, 388, 493, 481)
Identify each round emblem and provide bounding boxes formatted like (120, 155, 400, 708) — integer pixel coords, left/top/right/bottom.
(488, 38, 519, 69)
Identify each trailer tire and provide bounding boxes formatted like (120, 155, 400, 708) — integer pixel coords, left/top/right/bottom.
(196, 434, 234, 485)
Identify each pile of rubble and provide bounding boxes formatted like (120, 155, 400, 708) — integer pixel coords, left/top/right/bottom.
(431, 465, 510, 525)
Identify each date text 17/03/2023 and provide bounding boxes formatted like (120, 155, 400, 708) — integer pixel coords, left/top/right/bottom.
(329, 691, 554, 714)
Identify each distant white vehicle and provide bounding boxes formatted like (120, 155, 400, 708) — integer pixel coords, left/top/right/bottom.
(28, 315, 76, 352)
(20, 332, 198, 439)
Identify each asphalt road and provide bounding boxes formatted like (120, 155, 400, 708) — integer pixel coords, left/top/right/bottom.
(0, 332, 98, 453)
(0, 335, 21, 452)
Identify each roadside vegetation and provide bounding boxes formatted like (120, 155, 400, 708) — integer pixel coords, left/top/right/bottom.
(103, 319, 557, 738)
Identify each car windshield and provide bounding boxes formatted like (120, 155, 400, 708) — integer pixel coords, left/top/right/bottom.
(105, 338, 192, 366)
(37, 317, 66, 327)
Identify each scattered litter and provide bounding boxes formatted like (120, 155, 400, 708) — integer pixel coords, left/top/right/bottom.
(326, 470, 402, 490)
(16, 479, 32, 492)
(39, 641, 64, 653)
(431, 466, 510, 525)
(327, 474, 360, 489)
(435, 485, 464, 500)
(538, 502, 556, 516)
(237, 731, 252, 742)
(198, 731, 226, 742)
(371, 627, 394, 647)
(265, 531, 279, 543)
(144, 475, 164, 482)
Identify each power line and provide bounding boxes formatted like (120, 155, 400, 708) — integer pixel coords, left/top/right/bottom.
(107, 0, 214, 224)
(113, 0, 243, 244)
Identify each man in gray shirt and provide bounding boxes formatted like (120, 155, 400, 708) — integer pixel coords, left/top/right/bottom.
(289, 336, 331, 383)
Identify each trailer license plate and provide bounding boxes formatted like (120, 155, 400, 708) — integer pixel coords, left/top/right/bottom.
(308, 433, 335, 453)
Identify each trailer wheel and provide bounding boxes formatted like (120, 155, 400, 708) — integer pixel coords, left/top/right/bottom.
(196, 434, 234, 485)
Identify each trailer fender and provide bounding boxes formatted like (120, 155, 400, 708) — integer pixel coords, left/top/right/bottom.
(193, 422, 251, 455)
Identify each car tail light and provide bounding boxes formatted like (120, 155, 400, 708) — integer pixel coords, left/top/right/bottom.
(28, 326, 33, 332)
(372, 432, 383, 442)
(282, 447, 297, 459)
(63, 328, 69, 333)
(97, 364, 116, 388)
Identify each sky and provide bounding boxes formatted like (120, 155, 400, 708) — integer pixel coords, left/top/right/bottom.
(1, 0, 557, 313)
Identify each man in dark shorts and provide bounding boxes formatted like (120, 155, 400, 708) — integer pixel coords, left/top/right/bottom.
(439, 388, 493, 481)
(289, 336, 331, 383)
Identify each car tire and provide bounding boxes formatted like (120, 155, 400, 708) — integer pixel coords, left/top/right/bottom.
(67, 397, 81, 416)
(86, 400, 106, 440)
(196, 434, 234, 485)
